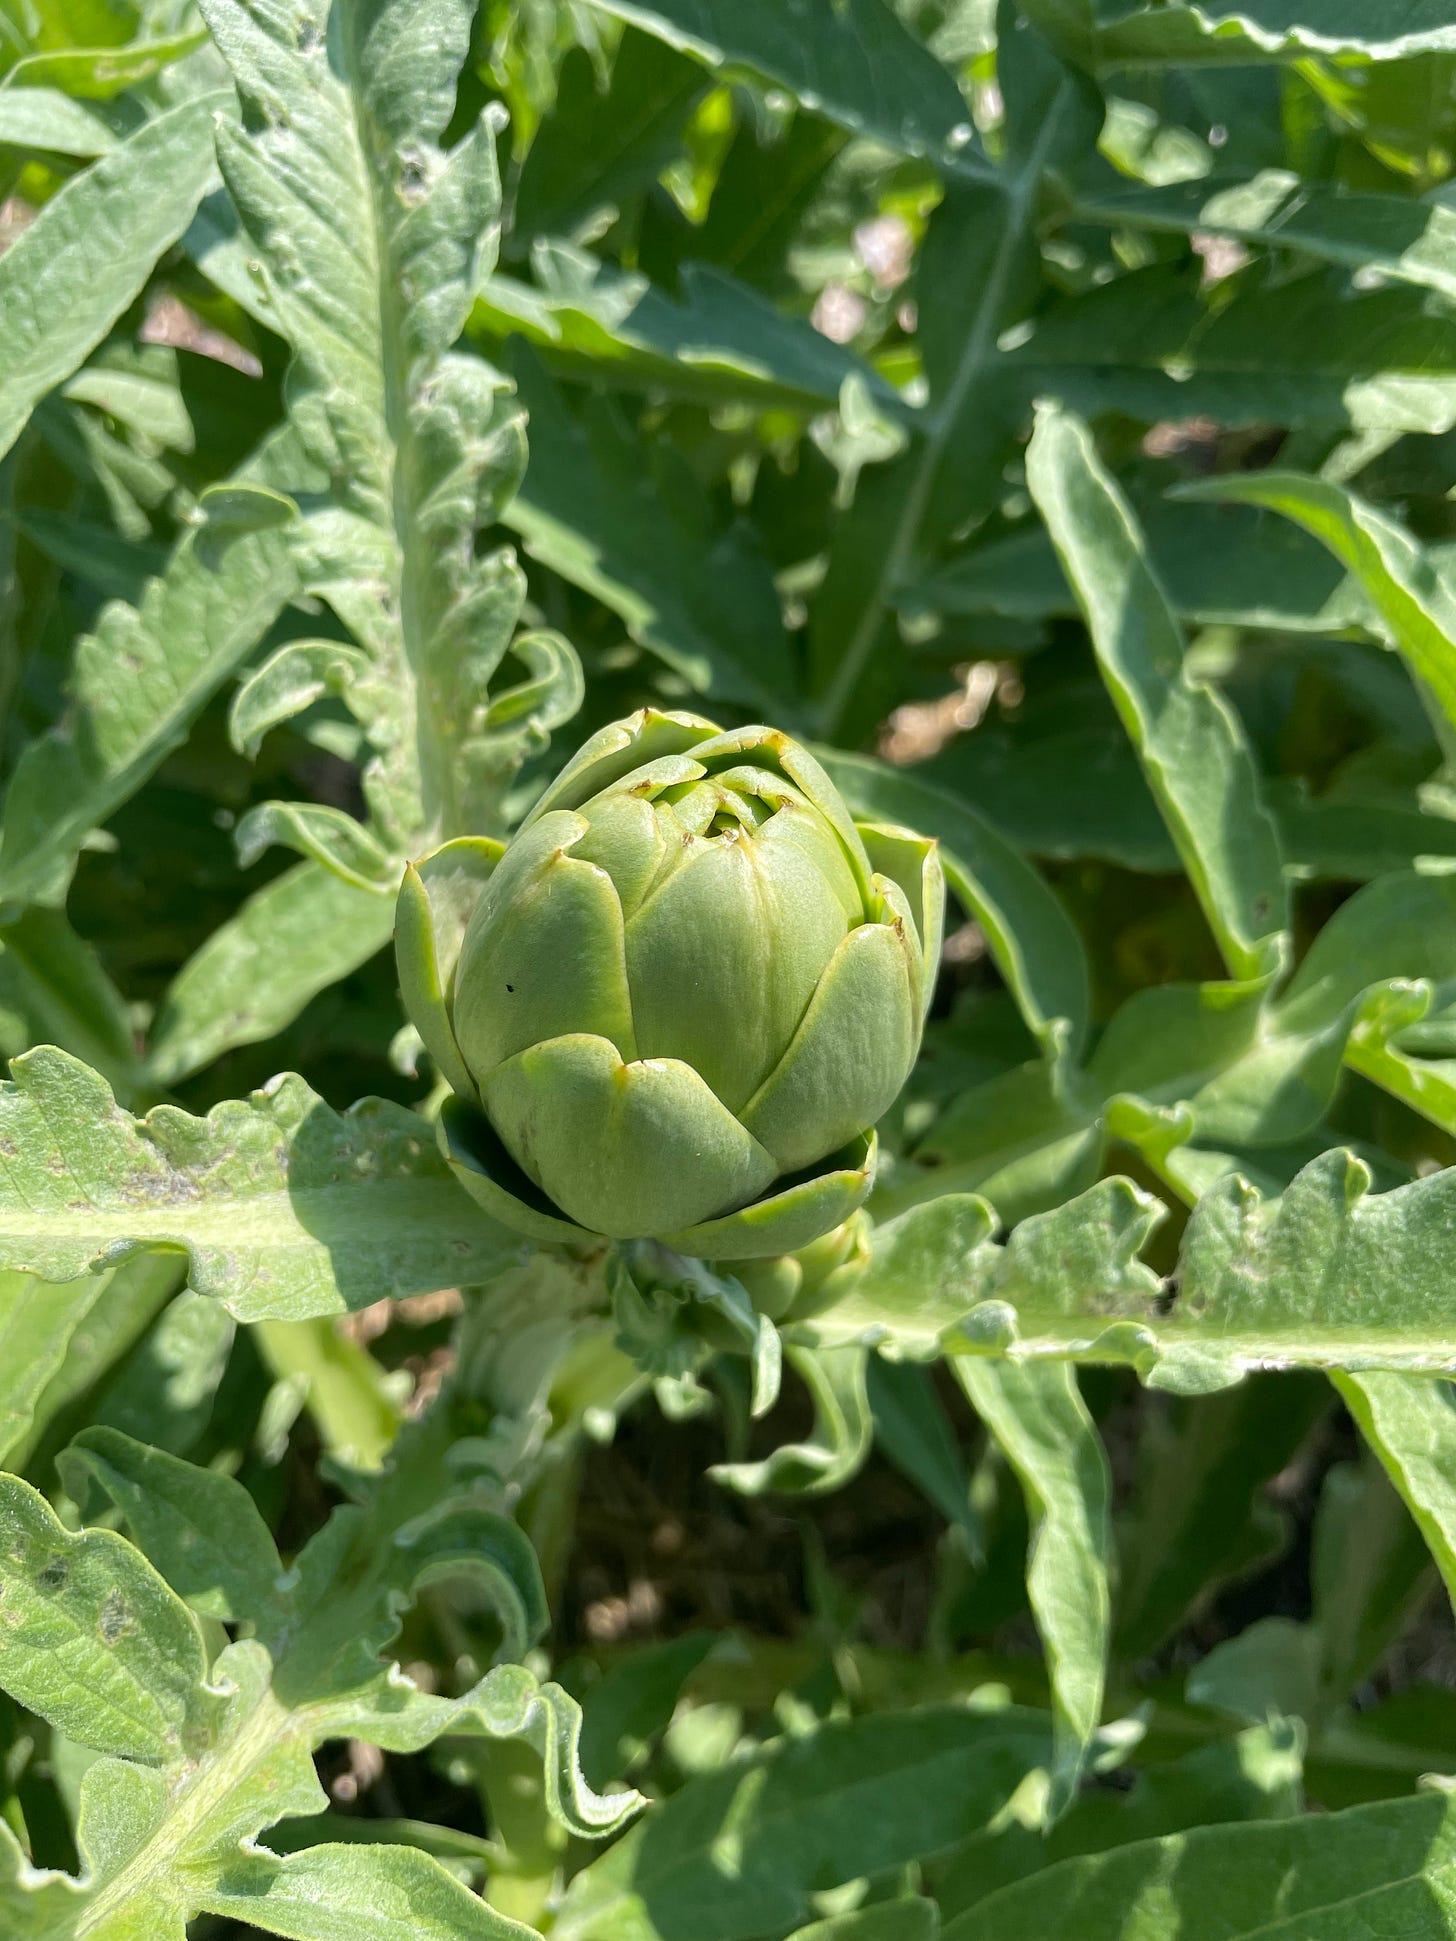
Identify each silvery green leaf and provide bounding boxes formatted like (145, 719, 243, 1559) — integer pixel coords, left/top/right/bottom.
(0, 1047, 511, 1318)
(812, 1154, 1456, 1384)
(954, 1359, 1110, 1816)
(0, 1474, 212, 1762)
(1333, 1371, 1456, 1612)
(233, 801, 400, 892)
(0, 86, 123, 156)
(0, 92, 225, 466)
(196, 1842, 539, 1940)
(199, 0, 549, 842)
(228, 638, 383, 757)
(60, 1425, 285, 1624)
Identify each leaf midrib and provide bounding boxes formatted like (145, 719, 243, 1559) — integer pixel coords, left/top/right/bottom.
(817, 85, 1074, 741)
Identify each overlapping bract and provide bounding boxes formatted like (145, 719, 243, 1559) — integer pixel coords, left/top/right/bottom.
(396, 709, 943, 1255)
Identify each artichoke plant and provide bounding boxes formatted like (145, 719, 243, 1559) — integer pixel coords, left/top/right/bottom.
(396, 710, 943, 1257)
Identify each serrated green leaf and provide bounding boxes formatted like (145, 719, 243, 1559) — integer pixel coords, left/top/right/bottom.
(0, 1473, 211, 1763)
(786, 1904, 938, 1941)
(1310, 1448, 1434, 1714)
(933, 1721, 1305, 1923)
(1186, 1613, 1323, 1724)
(144, 862, 395, 1087)
(555, 1706, 1053, 1941)
(0, 1047, 511, 1318)
(954, 1359, 1109, 1816)
(812, 1152, 1456, 1382)
(1026, 402, 1288, 981)
(583, 0, 976, 166)
(0, 1404, 633, 1933)
(511, 27, 704, 246)
(813, 34, 1099, 741)
(1094, 872, 1456, 1153)
(4, 1251, 186, 1476)
(868, 1354, 980, 1554)
(0, 1268, 113, 1466)
(94, 1286, 236, 1461)
(1115, 1376, 1328, 1658)
(200, 0, 545, 845)
(13, 504, 167, 603)
(692, 104, 846, 291)
(577, 1634, 716, 1789)
(904, 499, 1373, 635)
(0, 91, 224, 465)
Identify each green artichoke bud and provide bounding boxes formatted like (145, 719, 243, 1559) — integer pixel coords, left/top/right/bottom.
(396, 710, 943, 1258)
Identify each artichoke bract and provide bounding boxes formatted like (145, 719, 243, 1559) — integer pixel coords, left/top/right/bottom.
(396, 710, 944, 1257)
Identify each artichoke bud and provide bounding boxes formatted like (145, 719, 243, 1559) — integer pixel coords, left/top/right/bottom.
(396, 710, 944, 1258)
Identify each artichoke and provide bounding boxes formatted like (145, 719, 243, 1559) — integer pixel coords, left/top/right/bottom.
(396, 710, 943, 1257)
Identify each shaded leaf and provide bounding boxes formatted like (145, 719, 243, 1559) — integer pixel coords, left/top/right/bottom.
(1182, 469, 1456, 734)
(555, 1705, 1052, 1941)
(1026, 402, 1288, 981)
(948, 1791, 1456, 1941)
(506, 349, 790, 711)
(954, 1358, 1110, 1814)
(144, 862, 394, 1087)
(0, 433, 299, 911)
(584, 0, 976, 165)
